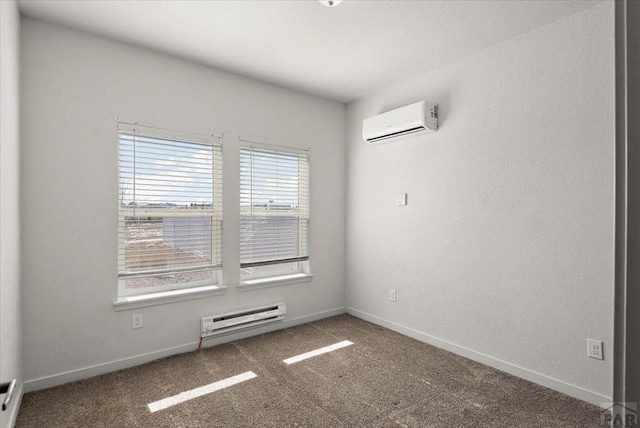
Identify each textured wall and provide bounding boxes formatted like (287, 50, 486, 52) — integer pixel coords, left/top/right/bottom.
(346, 2, 614, 403)
(20, 18, 346, 386)
(0, 0, 22, 425)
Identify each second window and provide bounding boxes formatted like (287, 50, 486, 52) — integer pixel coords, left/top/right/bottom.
(240, 143, 310, 281)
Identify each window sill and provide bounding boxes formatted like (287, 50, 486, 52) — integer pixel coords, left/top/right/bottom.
(238, 273, 313, 291)
(113, 284, 227, 311)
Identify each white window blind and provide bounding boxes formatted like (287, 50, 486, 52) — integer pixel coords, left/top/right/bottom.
(117, 124, 223, 296)
(240, 143, 309, 271)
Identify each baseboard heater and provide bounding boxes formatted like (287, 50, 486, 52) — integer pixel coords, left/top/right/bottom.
(200, 303, 286, 339)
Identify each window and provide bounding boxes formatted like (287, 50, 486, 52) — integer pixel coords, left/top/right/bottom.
(240, 143, 310, 282)
(117, 124, 223, 298)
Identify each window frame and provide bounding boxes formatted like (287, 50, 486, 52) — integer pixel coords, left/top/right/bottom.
(116, 123, 223, 299)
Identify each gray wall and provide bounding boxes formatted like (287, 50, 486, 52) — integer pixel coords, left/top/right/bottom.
(20, 18, 346, 388)
(614, 0, 640, 408)
(623, 0, 640, 406)
(0, 0, 23, 425)
(345, 2, 614, 405)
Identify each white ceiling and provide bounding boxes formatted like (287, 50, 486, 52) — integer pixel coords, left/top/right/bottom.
(17, 0, 602, 103)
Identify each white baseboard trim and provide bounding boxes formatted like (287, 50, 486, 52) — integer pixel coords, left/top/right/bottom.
(4, 381, 23, 428)
(24, 307, 347, 393)
(347, 307, 610, 407)
(24, 342, 197, 393)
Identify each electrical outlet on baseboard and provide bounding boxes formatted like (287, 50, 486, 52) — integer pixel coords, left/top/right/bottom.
(587, 339, 603, 360)
(132, 313, 144, 329)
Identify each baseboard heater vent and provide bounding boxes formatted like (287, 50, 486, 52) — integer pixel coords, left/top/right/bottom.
(201, 303, 286, 338)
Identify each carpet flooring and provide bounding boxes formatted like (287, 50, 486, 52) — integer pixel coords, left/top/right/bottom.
(16, 314, 604, 427)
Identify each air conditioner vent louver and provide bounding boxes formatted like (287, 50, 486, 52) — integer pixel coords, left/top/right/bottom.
(365, 126, 426, 143)
(363, 101, 438, 144)
(201, 303, 286, 338)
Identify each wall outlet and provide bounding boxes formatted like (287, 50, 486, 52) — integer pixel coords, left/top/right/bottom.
(587, 339, 603, 360)
(396, 193, 408, 206)
(132, 313, 144, 329)
(390, 289, 397, 302)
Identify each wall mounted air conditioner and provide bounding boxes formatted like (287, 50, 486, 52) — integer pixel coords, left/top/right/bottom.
(362, 101, 438, 144)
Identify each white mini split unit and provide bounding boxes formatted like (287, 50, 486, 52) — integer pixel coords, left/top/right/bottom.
(200, 303, 286, 338)
(362, 100, 438, 144)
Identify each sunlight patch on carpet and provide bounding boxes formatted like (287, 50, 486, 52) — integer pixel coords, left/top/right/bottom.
(283, 340, 353, 365)
(148, 371, 257, 412)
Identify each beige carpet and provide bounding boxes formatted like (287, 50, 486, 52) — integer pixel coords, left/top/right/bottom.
(16, 314, 603, 427)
